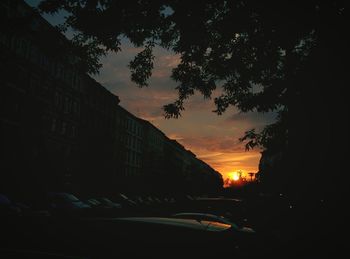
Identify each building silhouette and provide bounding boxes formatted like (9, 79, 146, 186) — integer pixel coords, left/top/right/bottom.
(0, 0, 223, 197)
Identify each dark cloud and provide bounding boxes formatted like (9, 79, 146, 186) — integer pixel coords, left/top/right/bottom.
(94, 42, 181, 121)
(227, 111, 277, 130)
(95, 42, 224, 121)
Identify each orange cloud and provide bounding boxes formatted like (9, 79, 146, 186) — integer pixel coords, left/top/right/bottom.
(175, 136, 261, 179)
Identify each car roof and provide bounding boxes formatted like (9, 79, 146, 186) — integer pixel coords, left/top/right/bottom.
(173, 212, 222, 217)
(172, 213, 241, 230)
(117, 217, 232, 232)
(195, 198, 242, 202)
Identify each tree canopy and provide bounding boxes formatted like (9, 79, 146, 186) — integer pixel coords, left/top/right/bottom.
(37, 0, 346, 156)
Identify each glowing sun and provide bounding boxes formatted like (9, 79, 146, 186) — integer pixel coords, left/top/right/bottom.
(231, 172, 240, 181)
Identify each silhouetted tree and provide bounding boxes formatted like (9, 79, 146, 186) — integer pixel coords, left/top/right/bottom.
(38, 1, 347, 196)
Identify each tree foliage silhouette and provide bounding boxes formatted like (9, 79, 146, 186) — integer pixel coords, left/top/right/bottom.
(38, 0, 346, 153)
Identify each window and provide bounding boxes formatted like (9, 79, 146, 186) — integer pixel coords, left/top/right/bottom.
(15, 38, 29, 58)
(13, 36, 21, 54)
(61, 121, 66, 135)
(49, 60, 55, 76)
(72, 71, 77, 83)
(126, 151, 129, 164)
(66, 70, 73, 86)
(60, 66, 65, 79)
(0, 32, 8, 46)
(132, 152, 135, 164)
(51, 118, 56, 132)
(16, 67, 28, 87)
(66, 146, 71, 157)
(133, 138, 136, 149)
(30, 46, 40, 64)
(71, 125, 76, 137)
(54, 92, 59, 106)
(55, 63, 63, 79)
(40, 53, 49, 69)
(64, 96, 71, 114)
(42, 78, 50, 90)
(72, 100, 77, 114)
(30, 75, 40, 92)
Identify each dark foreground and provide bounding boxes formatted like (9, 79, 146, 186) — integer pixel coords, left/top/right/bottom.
(1, 192, 345, 258)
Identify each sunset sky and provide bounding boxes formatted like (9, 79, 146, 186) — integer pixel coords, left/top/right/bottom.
(27, 0, 276, 180)
(93, 41, 276, 180)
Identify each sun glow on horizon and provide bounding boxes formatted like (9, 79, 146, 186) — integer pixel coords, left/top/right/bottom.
(230, 171, 241, 181)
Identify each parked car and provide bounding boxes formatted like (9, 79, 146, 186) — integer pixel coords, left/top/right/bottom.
(85, 198, 104, 208)
(96, 198, 122, 209)
(80, 216, 234, 246)
(186, 197, 252, 227)
(47, 192, 91, 210)
(115, 193, 138, 207)
(77, 216, 259, 256)
(171, 212, 255, 233)
(80, 197, 122, 217)
(1, 214, 258, 257)
(0, 193, 21, 216)
(7, 193, 51, 217)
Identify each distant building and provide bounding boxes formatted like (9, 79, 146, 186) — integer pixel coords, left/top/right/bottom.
(141, 120, 165, 173)
(77, 75, 122, 195)
(118, 106, 143, 177)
